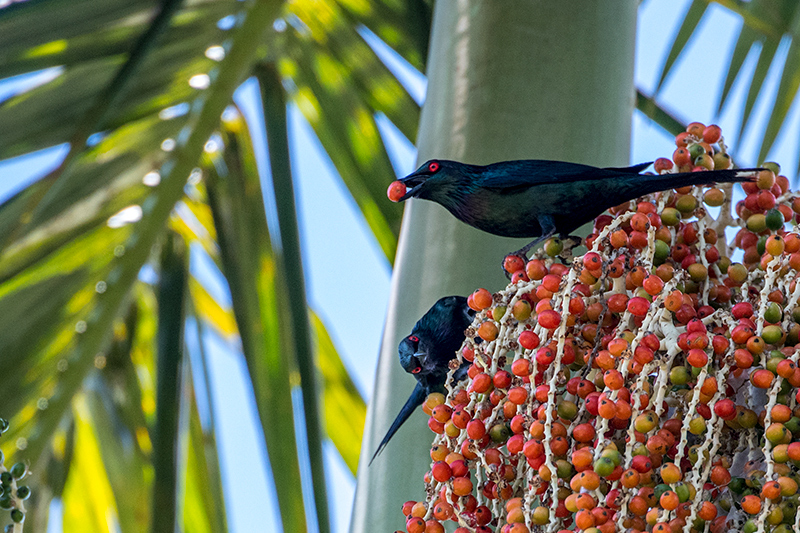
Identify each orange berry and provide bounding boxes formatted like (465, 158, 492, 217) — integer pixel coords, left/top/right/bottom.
(697, 501, 717, 521)
(740, 494, 761, 515)
(762, 480, 781, 500)
(478, 321, 498, 341)
(470, 288, 492, 310)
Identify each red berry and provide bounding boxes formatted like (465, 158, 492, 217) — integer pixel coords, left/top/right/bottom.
(518, 331, 540, 350)
(504, 255, 525, 274)
(714, 399, 736, 420)
(406, 516, 427, 533)
(702, 124, 721, 144)
(387, 180, 407, 202)
(537, 310, 561, 329)
(627, 297, 650, 317)
(654, 158, 674, 173)
(431, 461, 452, 482)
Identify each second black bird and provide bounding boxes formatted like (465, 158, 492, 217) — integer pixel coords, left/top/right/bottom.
(370, 295, 475, 464)
(397, 159, 761, 257)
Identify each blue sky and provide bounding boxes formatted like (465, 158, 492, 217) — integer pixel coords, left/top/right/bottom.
(2, 0, 800, 532)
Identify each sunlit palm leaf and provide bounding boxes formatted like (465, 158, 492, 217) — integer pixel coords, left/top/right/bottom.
(61, 396, 121, 533)
(281, 37, 401, 260)
(654, 0, 800, 167)
(0, 0, 283, 484)
(188, 277, 237, 338)
(183, 313, 227, 533)
(204, 111, 310, 533)
(332, 0, 431, 71)
(655, 0, 707, 92)
(85, 301, 153, 532)
(288, 0, 420, 142)
(311, 313, 365, 475)
(258, 63, 329, 531)
(182, 382, 227, 533)
(636, 89, 686, 137)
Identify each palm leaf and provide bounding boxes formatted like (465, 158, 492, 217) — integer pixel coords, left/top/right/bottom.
(204, 111, 311, 533)
(650, 0, 800, 166)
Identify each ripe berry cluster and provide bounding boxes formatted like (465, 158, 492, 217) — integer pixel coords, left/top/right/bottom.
(399, 124, 800, 533)
(0, 419, 29, 533)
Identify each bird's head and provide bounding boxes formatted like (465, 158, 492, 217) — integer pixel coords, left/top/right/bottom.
(398, 296, 476, 379)
(398, 332, 448, 380)
(398, 334, 427, 376)
(397, 159, 467, 202)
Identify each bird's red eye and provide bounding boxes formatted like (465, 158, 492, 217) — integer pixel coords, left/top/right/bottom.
(428, 161, 440, 173)
(412, 367, 421, 374)
(409, 335, 419, 342)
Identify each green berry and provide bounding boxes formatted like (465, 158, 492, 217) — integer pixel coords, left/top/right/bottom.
(747, 214, 767, 233)
(10, 509, 23, 524)
(0, 497, 11, 510)
(762, 325, 783, 345)
(729, 477, 746, 494)
(15, 486, 29, 500)
(9, 463, 26, 480)
(555, 459, 573, 480)
(543, 237, 563, 257)
(556, 400, 577, 420)
(661, 207, 681, 226)
(669, 366, 690, 386)
(654, 239, 670, 260)
(676, 195, 697, 213)
(714, 152, 731, 170)
(757, 235, 767, 255)
(764, 162, 781, 175)
(764, 302, 783, 323)
(593, 456, 615, 477)
(688, 143, 706, 160)
(674, 481, 691, 502)
(489, 423, 510, 443)
(766, 208, 784, 231)
(653, 483, 671, 501)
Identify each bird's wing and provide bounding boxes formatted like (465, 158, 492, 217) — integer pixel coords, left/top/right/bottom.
(369, 382, 427, 465)
(476, 160, 653, 192)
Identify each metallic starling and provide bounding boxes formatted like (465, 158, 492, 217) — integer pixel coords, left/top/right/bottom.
(396, 159, 761, 257)
(370, 295, 475, 464)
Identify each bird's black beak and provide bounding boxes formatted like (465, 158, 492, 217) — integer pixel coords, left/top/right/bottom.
(414, 351, 434, 372)
(397, 171, 428, 201)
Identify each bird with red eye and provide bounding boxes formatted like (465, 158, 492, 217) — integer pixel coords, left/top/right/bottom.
(388, 157, 763, 264)
(370, 295, 476, 464)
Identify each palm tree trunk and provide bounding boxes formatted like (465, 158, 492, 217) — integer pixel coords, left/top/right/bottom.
(350, 2, 637, 531)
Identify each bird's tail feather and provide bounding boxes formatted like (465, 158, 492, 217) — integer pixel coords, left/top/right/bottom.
(369, 382, 428, 465)
(637, 167, 761, 196)
(604, 162, 653, 174)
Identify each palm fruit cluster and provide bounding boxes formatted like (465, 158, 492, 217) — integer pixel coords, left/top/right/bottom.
(399, 123, 800, 533)
(0, 419, 29, 533)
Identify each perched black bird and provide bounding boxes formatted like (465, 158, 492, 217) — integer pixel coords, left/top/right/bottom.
(397, 159, 761, 257)
(370, 295, 475, 464)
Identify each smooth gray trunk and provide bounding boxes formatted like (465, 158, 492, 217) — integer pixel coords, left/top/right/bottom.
(350, 2, 637, 531)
